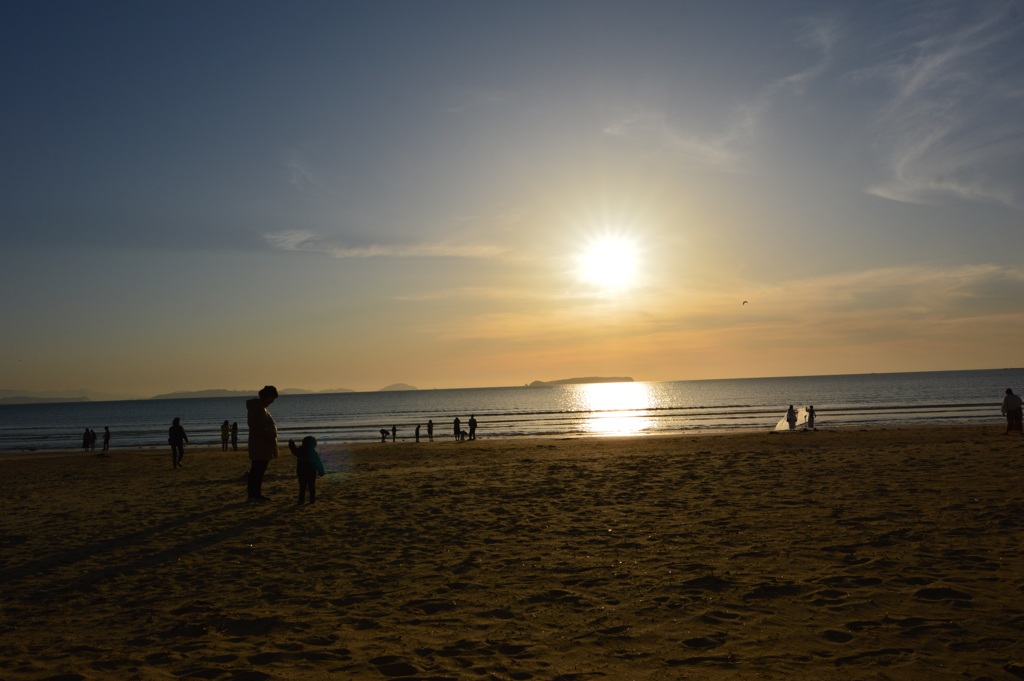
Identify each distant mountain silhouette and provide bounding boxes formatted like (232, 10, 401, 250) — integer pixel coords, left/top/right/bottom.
(529, 376, 634, 387)
(0, 388, 141, 404)
(150, 389, 254, 400)
(379, 383, 418, 391)
(0, 396, 90, 404)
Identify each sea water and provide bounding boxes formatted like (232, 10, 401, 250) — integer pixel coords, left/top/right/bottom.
(1, 369, 1019, 452)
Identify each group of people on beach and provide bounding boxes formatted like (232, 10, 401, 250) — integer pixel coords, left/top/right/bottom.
(81, 426, 111, 452)
(783, 405, 816, 430)
(380, 415, 479, 443)
(245, 385, 323, 504)
(150, 384, 1023, 506)
(219, 420, 239, 451)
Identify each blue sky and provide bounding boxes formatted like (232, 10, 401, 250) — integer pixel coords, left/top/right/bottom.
(2, 1, 1023, 395)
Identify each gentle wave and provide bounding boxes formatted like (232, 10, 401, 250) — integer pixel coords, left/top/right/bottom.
(0, 369, 1019, 451)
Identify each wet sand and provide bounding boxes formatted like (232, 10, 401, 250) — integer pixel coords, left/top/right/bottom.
(1, 425, 1022, 680)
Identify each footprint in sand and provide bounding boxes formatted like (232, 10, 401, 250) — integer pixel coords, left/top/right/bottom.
(369, 655, 420, 677)
(913, 587, 972, 601)
(822, 629, 854, 643)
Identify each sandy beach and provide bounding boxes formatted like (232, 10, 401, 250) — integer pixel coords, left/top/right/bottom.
(1, 425, 1022, 680)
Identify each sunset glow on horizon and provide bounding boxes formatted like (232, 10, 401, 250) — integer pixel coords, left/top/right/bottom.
(2, 2, 1023, 397)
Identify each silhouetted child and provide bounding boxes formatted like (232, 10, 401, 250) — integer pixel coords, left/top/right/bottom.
(288, 436, 325, 504)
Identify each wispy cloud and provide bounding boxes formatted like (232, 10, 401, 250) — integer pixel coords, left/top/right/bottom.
(602, 17, 837, 171)
(602, 108, 754, 170)
(284, 150, 338, 199)
(427, 262, 1024, 350)
(264, 230, 508, 259)
(862, 4, 1024, 209)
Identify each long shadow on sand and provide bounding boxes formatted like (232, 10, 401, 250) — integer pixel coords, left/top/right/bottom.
(0, 502, 293, 587)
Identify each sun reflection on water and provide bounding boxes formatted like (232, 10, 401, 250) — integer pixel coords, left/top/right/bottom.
(571, 382, 656, 435)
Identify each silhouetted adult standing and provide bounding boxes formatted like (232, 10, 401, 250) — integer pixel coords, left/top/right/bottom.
(89, 429, 97, 451)
(427, 419, 434, 441)
(169, 418, 188, 469)
(806, 406, 816, 430)
(230, 422, 238, 451)
(453, 417, 461, 441)
(1001, 388, 1023, 435)
(82, 428, 90, 452)
(785, 405, 797, 431)
(246, 385, 279, 501)
(391, 425, 397, 442)
(415, 424, 421, 442)
(221, 420, 230, 451)
(102, 426, 111, 451)
(468, 415, 477, 440)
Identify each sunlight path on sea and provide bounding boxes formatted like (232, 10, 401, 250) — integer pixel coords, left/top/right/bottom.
(570, 382, 657, 436)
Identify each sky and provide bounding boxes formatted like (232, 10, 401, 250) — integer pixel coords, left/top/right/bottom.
(2, 1, 1023, 396)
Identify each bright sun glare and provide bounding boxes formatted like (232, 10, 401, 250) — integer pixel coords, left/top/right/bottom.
(575, 236, 640, 291)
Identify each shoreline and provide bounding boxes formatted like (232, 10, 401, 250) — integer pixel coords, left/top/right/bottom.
(0, 417, 1008, 459)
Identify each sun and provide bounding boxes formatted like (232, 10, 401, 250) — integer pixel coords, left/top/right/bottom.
(575, 235, 640, 291)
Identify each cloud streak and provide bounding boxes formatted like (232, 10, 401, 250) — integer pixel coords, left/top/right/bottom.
(862, 3, 1024, 209)
(602, 17, 837, 171)
(264, 230, 508, 259)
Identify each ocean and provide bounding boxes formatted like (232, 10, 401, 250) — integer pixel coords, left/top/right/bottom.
(1, 369, 1019, 453)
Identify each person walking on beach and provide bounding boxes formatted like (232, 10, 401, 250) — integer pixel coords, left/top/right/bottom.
(169, 418, 188, 469)
(102, 426, 111, 451)
(427, 419, 433, 441)
(220, 420, 230, 451)
(453, 417, 461, 441)
(246, 385, 279, 501)
(806, 406, 816, 430)
(230, 422, 238, 451)
(785, 405, 797, 431)
(468, 415, 477, 440)
(288, 436, 325, 504)
(1001, 388, 1023, 435)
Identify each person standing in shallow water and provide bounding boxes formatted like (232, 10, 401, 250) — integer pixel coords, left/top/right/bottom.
(169, 418, 188, 468)
(1001, 388, 1023, 435)
(246, 385, 279, 501)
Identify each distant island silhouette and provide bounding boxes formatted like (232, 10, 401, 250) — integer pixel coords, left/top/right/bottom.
(378, 383, 418, 392)
(149, 388, 354, 400)
(529, 377, 634, 387)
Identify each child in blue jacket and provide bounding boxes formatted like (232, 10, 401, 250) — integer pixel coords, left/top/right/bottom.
(288, 436, 325, 504)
